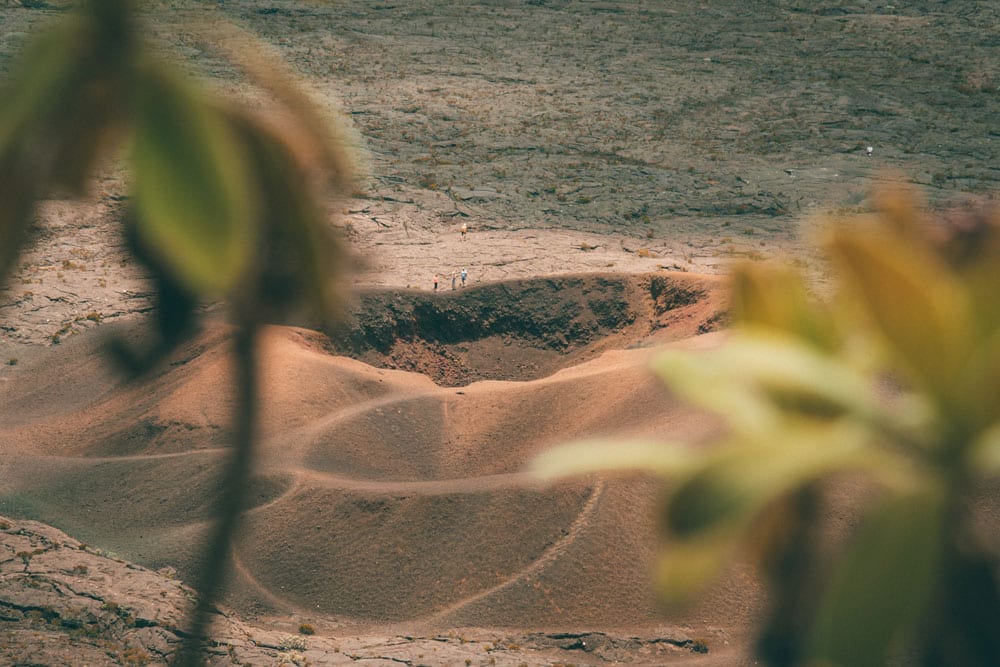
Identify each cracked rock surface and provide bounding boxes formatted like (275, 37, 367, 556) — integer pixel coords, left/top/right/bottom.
(2, 0, 997, 350)
(1, 517, 738, 666)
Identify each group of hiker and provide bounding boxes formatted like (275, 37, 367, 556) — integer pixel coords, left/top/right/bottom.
(433, 268, 468, 291)
(431, 223, 470, 291)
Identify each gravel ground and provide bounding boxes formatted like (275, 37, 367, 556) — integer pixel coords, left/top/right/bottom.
(1, 0, 998, 348)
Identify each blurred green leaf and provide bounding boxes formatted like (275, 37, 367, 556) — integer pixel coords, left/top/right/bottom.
(952, 327, 1000, 437)
(131, 60, 255, 296)
(0, 145, 38, 286)
(208, 23, 360, 192)
(276, 181, 336, 320)
(654, 341, 779, 434)
(529, 438, 696, 481)
(654, 332, 878, 433)
(666, 423, 880, 539)
(48, 74, 127, 195)
(730, 262, 841, 352)
(656, 529, 735, 607)
(231, 114, 344, 323)
(954, 214, 1000, 339)
(809, 489, 945, 667)
(0, 4, 132, 199)
(0, 14, 88, 152)
(870, 184, 930, 241)
(970, 423, 1000, 474)
(827, 226, 972, 397)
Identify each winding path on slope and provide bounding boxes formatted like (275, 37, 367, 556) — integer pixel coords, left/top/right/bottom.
(225, 474, 608, 623)
(414, 479, 606, 627)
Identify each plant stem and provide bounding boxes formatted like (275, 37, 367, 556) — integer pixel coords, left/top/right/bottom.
(172, 321, 258, 667)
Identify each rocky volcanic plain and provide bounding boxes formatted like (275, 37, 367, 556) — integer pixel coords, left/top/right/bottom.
(1, 1, 997, 665)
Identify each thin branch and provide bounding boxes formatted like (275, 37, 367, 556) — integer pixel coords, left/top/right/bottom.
(172, 321, 258, 666)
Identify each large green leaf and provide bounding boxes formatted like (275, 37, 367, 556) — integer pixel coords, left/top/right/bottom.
(0, 5, 132, 199)
(827, 226, 972, 397)
(130, 60, 255, 296)
(0, 5, 134, 284)
(970, 422, 1000, 474)
(47, 73, 128, 196)
(954, 213, 1000, 340)
(653, 338, 780, 434)
(656, 529, 737, 606)
(809, 489, 946, 667)
(231, 114, 343, 323)
(952, 326, 1000, 438)
(207, 24, 360, 193)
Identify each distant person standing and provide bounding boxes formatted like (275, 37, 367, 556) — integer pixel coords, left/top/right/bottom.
(460, 267, 467, 287)
(460, 222, 468, 240)
(451, 271, 457, 290)
(433, 273, 439, 291)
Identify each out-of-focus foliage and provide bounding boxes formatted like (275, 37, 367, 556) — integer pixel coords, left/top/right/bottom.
(0, 3, 358, 664)
(0, 0, 357, 347)
(533, 187, 1000, 666)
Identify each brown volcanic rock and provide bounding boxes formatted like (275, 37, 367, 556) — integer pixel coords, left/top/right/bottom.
(0, 515, 218, 666)
(2, 516, 740, 665)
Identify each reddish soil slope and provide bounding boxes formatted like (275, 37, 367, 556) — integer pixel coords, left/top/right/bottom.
(0, 273, 758, 646)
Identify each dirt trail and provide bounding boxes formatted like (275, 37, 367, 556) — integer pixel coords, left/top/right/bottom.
(418, 479, 606, 628)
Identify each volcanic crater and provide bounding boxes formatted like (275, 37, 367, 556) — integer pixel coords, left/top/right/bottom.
(0, 271, 737, 641)
(329, 272, 727, 386)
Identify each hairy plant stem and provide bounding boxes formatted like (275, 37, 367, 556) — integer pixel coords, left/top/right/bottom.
(173, 321, 258, 667)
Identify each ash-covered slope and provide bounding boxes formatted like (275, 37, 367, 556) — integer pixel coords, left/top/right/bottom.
(0, 273, 750, 635)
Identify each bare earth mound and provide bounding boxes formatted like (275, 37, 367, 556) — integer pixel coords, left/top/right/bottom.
(0, 274, 752, 664)
(0, 273, 760, 664)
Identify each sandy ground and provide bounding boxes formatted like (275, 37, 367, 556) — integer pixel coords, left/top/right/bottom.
(1, 1, 998, 664)
(0, 307, 758, 665)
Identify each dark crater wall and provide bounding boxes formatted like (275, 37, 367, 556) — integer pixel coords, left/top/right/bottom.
(329, 273, 723, 386)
